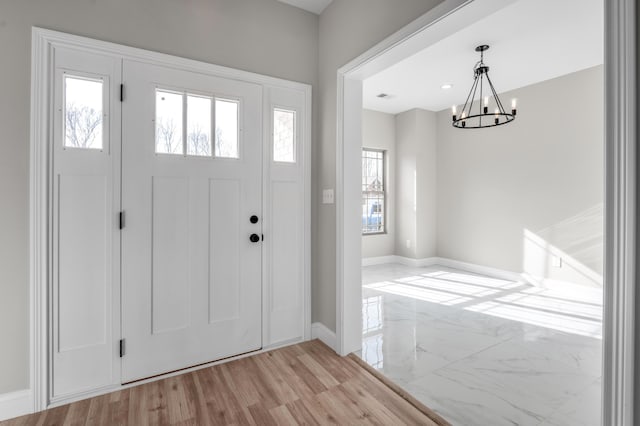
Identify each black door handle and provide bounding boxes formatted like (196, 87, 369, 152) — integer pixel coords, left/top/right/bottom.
(250, 215, 259, 224)
(249, 233, 260, 243)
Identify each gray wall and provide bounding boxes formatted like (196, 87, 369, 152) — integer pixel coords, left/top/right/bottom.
(0, 0, 318, 395)
(362, 67, 603, 289)
(362, 109, 395, 258)
(394, 109, 438, 259)
(436, 66, 604, 287)
(316, 0, 443, 332)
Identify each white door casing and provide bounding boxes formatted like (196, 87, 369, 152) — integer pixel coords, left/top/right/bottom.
(121, 60, 263, 382)
(31, 29, 311, 410)
(335, 0, 636, 424)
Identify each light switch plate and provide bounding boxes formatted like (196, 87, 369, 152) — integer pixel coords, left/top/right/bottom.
(322, 189, 334, 204)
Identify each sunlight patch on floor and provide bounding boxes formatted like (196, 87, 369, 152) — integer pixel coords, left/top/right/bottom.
(363, 269, 602, 339)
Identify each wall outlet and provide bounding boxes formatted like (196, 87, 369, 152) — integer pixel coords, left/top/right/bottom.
(552, 256, 563, 268)
(406, 239, 411, 249)
(322, 189, 334, 204)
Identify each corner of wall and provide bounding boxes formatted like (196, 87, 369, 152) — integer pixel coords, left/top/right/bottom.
(311, 322, 337, 352)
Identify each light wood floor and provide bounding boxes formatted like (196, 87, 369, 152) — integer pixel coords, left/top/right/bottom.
(3, 340, 446, 425)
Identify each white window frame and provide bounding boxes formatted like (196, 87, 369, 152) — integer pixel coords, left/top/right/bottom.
(62, 71, 108, 152)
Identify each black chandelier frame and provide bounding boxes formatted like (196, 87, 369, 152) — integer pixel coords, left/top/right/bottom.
(452, 45, 516, 129)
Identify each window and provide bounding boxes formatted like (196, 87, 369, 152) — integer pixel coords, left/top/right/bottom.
(215, 98, 239, 159)
(64, 75, 104, 150)
(362, 148, 385, 234)
(155, 89, 240, 159)
(273, 108, 296, 163)
(155, 90, 183, 155)
(187, 95, 212, 156)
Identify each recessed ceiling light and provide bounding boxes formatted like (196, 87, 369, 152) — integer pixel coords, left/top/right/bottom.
(441, 84, 453, 90)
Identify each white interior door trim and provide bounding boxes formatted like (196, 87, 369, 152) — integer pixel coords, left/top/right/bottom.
(602, 0, 636, 423)
(336, 0, 514, 357)
(30, 27, 311, 412)
(336, 0, 636, 425)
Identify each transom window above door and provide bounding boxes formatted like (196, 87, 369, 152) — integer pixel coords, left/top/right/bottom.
(155, 89, 239, 159)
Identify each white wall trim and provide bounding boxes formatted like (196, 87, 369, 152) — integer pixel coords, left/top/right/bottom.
(362, 255, 522, 281)
(338, 0, 636, 423)
(303, 81, 313, 344)
(361, 255, 398, 266)
(311, 322, 337, 352)
(31, 27, 313, 414)
(361, 255, 439, 268)
(336, 0, 513, 358)
(602, 0, 636, 424)
(433, 258, 523, 283)
(0, 390, 33, 422)
(29, 26, 50, 415)
(362, 256, 605, 292)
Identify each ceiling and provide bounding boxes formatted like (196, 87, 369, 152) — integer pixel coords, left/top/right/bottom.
(277, 0, 333, 15)
(363, 0, 603, 114)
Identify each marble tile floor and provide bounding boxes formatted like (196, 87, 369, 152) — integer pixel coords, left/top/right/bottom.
(357, 263, 602, 426)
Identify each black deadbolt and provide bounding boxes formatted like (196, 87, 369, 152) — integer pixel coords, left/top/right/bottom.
(250, 215, 259, 224)
(249, 233, 260, 243)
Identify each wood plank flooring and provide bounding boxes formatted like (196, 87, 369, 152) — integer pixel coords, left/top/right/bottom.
(3, 340, 446, 425)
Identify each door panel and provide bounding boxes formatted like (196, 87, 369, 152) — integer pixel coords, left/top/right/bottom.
(58, 174, 108, 350)
(209, 178, 242, 323)
(51, 47, 121, 398)
(121, 60, 263, 382)
(151, 176, 190, 334)
(264, 86, 308, 345)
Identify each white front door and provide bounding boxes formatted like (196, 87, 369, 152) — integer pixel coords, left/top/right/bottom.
(121, 60, 263, 382)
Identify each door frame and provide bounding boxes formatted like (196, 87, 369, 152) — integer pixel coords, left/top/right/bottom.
(30, 27, 312, 411)
(335, 0, 635, 425)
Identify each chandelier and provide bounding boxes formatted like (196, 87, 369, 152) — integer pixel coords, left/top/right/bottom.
(452, 45, 517, 129)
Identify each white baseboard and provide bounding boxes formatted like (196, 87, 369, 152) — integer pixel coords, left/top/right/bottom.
(432, 257, 524, 283)
(399, 256, 439, 268)
(361, 255, 397, 266)
(362, 255, 603, 292)
(362, 255, 524, 282)
(311, 322, 337, 351)
(0, 389, 33, 422)
(362, 255, 438, 267)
